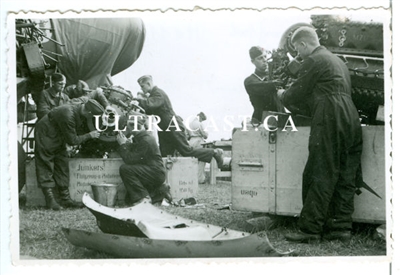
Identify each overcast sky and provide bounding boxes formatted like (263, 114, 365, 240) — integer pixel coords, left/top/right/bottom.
(113, 9, 386, 142)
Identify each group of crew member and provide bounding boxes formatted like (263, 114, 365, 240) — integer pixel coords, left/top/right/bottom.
(116, 76, 224, 206)
(32, 26, 362, 243)
(245, 27, 362, 242)
(33, 72, 223, 209)
(34, 74, 107, 210)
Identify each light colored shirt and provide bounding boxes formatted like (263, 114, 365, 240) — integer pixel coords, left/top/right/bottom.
(187, 116, 208, 140)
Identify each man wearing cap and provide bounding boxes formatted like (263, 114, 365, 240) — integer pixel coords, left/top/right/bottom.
(117, 114, 171, 206)
(187, 112, 209, 184)
(35, 99, 104, 210)
(277, 26, 363, 242)
(64, 79, 109, 108)
(135, 75, 224, 167)
(244, 46, 285, 124)
(36, 73, 70, 121)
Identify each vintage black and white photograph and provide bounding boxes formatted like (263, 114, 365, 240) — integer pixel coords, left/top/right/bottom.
(1, 1, 394, 272)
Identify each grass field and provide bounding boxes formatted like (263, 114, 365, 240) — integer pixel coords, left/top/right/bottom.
(19, 181, 387, 259)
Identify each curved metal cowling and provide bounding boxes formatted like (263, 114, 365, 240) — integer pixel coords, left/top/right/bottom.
(278, 22, 313, 57)
(50, 18, 146, 88)
(62, 227, 292, 258)
(61, 193, 294, 258)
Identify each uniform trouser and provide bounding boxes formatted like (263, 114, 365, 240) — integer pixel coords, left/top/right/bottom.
(119, 164, 166, 204)
(158, 130, 214, 162)
(34, 116, 69, 189)
(188, 137, 206, 184)
(251, 108, 263, 124)
(298, 128, 363, 234)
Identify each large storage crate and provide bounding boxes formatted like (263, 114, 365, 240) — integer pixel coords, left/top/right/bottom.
(25, 158, 126, 206)
(25, 157, 198, 206)
(164, 156, 198, 200)
(231, 125, 386, 224)
(69, 158, 126, 204)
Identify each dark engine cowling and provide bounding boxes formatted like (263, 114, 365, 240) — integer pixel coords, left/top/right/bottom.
(79, 86, 146, 158)
(275, 15, 384, 125)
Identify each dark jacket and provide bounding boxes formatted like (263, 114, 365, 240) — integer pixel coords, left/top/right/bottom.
(118, 131, 166, 173)
(64, 86, 109, 108)
(137, 86, 183, 131)
(282, 46, 362, 150)
(47, 103, 92, 146)
(244, 70, 285, 122)
(37, 87, 70, 120)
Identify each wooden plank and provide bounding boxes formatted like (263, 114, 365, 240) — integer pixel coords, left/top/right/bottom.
(210, 158, 218, 185)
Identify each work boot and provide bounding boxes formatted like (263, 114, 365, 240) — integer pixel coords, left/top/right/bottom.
(284, 230, 321, 243)
(323, 230, 352, 242)
(213, 148, 224, 169)
(42, 188, 62, 211)
(150, 183, 173, 204)
(58, 187, 84, 208)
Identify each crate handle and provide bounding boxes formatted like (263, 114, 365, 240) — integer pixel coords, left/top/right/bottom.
(238, 161, 263, 168)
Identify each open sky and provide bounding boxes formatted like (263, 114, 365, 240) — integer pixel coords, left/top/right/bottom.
(113, 9, 385, 142)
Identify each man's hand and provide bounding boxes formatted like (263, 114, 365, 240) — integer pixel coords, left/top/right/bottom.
(137, 92, 146, 100)
(105, 105, 114, 112)
(117, 131, 128, 145)
(65, 144, 79, 157)
(89, 130, 100, 139)
(277, 89, 286, 100)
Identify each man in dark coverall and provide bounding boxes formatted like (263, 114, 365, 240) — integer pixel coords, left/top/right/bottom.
(277, 27, 363, 242)
(117, 115, 171, 205)
(135, 75, 224, 168)
(35, 99, 104, 210)
(244, 46, 285, 124)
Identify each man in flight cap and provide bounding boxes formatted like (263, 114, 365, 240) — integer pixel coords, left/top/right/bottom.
(36, 73, 70, 121)
(244, 46, 285, 124)
(64, 79, 110, 109)
(135, 75, 224, 168)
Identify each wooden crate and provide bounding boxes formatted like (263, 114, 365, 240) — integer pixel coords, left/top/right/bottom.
(164, 157, 198, 200)
(25, 157, 198, 206)
(25, 158, 126, 206)
(231, 125, 386, 224)
(69, 158, 126, 204)
(231, 129, 273, 213)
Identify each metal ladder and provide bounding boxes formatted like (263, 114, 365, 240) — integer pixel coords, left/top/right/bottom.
(20, 94, 37, 158)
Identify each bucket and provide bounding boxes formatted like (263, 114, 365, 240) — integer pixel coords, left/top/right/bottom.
(91, 183, 118, 207)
